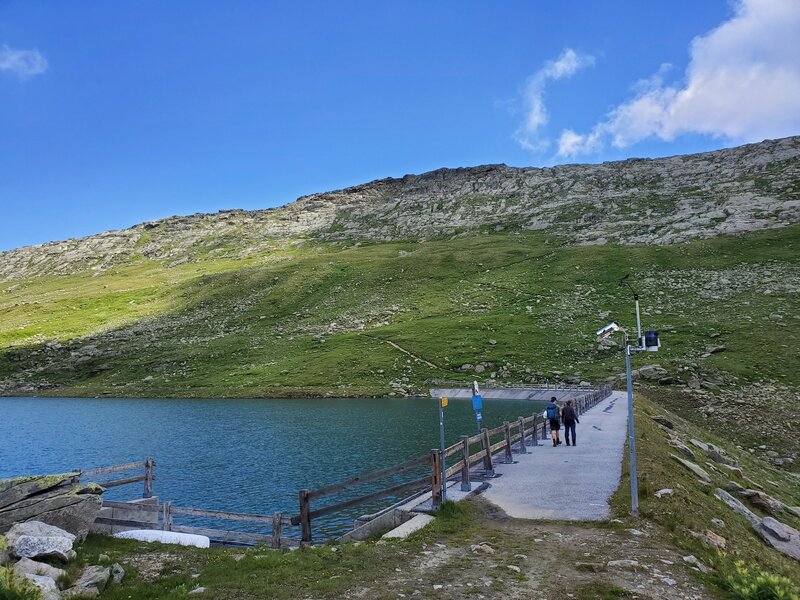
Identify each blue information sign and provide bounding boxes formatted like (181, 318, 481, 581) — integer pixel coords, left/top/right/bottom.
(475, 411, 482, 421)
(472, 394, 483, 411)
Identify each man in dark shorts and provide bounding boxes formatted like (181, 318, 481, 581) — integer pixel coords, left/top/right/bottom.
(545, 396, 561, 446)
(561, 399, 579, 446)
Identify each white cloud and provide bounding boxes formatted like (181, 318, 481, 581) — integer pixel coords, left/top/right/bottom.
(557, 0, 800, 157)
(514, 49, 594, 151)
(0, 45, 48, 78)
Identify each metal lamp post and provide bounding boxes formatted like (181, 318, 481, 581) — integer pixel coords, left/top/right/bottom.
(596, 275, 661, 518)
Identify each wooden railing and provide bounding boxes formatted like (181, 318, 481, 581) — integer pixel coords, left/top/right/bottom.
(291, 385, 612, 544)
(82, 385, 611, 547)
(94, 499, 297, 548)
(80, 458, 155, 498)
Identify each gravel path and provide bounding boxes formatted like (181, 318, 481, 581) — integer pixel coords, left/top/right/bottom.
(481, 391, 628, 520)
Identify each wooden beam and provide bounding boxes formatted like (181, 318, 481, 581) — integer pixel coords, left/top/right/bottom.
(308, 454, 429, 499)
(170, 506, 277, 524)
(82, 460, 146, 477)
(100, 475, 147, 488)
(306, 476, 431, 521)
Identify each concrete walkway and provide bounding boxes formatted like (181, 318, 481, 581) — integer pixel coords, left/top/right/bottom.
(481, 391, 628, 521)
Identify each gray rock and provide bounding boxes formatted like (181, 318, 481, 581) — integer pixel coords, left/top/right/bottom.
(0, 475, 103, 540)
(739, 489, 784, 515)
(705, 345, 726, 354)
(689, 439, 709, 451)
(669, 439, 695, 460)
(607, 559, 639, 570)
(711, 518, 726, 529)
(671, 455, 711, 483)
(6, 521, 76, 545)
(638, 365, 668, 381)
(111, 563, 125, 584)
(714, 488, 800, 561)
(12, 535, 76, 561)
(189, 587, 207, 595)
(22, 573, 60, 600)
(13, 557, 67, 581)
(651, 416, 674, 429)
(69, 565, 111, 596)
(655, 488, 674, 498)
(683, 555, 711, 573)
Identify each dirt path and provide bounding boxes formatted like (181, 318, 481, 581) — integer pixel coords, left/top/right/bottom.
(361, 334, 441, 369)
(349, 498, 714, 599)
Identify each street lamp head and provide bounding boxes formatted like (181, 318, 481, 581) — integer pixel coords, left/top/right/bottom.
(644, 330, 661, 352)
(596, 321, 622, 340)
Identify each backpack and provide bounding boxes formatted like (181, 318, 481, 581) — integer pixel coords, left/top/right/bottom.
(546, 403, 559, 420)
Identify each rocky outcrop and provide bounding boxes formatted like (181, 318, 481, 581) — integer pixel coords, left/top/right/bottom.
(1, 136, 798, 281)
(0, 474, 103, 540)
(2, 521, 121, 599)
(714, 488, 800, 561)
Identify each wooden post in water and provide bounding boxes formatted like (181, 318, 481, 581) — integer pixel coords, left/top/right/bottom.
(161, 501, 172, 531)
(517, 417, 527, 453)
(299, 489, 312, 546)
(460, 436, 471, 492)
(481, 428, 494, 477)
(143, 458, 155, 499)
(430, 449, 443, 509)
(503, 422, 513, 463)
(271, 511, 283, 549)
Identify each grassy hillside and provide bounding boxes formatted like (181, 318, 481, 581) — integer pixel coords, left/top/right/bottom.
(1, 224, 799, 460)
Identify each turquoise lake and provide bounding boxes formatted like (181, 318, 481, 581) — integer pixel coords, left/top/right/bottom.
(0, 396, 546, 540)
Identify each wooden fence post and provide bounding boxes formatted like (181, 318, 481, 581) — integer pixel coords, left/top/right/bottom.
(460, 436, 471, 492)
(161, 501, 172, 531)
(503, 422, 513, 463)
(299, 489, 312, 546)
(517, 417, 527, 453)
(532, 414, 538, 446)
(143, 458, 154, 499)
(430, 449, 443, 509)
(541, 416, 548, 441)
(481, 428, 494, 477)
(271, 511, 283, 549)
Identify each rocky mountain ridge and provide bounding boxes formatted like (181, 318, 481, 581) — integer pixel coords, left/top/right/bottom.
(1, 136, 799, 281)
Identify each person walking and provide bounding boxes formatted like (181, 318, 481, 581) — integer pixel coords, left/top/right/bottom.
(545, 396, 561, 446)
(561, 399, 579, 446)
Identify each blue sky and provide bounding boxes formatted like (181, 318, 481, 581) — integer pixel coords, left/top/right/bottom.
(1, 0, 799, 251)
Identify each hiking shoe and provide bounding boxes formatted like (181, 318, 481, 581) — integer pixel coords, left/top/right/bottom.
(566, 442, 571, 446)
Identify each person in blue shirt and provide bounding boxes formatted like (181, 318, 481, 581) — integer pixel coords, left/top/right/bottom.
(545, 396, 561, 446)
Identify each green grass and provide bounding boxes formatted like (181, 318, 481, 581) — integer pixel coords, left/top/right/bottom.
(609, 394, 800, 590)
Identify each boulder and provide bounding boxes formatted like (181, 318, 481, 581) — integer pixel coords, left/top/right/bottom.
(64, 565, 111, 597)
(668, 439, 695, 460)
(7, 521, 76, 545)
(714, 488, 800, 561)
(0, 474, 103, 541)
(12, 535, 76, 562)
(111, 563, 125, 584)
(13, 557, 67, 581)
(739, 489, 784, 515)
(651, 416, 674, 429)
(22, 573, 60, 600)
(638, 365, 668, 381)
(671, 455, 711, 483)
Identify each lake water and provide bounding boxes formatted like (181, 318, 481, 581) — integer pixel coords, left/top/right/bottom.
(0, 396, 546, 540)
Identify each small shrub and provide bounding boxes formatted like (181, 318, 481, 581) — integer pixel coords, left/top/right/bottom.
(0, 568, 43, 600)
(725, 561, 799, 600)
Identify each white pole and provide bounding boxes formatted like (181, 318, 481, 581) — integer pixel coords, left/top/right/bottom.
(439, 398, 447, 503)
